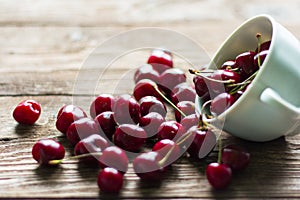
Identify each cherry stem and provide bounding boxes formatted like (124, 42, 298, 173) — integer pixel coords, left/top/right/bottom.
(217, 135, 222, 164)
(153, 85, 186, 118)
(256, 33, 262, 67)
(158, 145, 176, 166)
(189, 69, 235, 84)
(48, 152, 103, 165)
(229, 70, 258, 95)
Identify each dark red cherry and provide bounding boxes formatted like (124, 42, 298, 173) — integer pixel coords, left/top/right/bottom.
(222, 144, 250, 171)
(206, 163, 232, 190)
(32, 139, 65, 165)
(210, 93, 235, 115)
(256, 40, 271, 52)
(254, 50, 269, 68)
(113, 94, 140, 125)
(158, 68, 186, 96)
(147, 49, 173, 74)
(13, 99, 41, 125)
(56, 105, 87, 134)
(97, 167, 123, 193)
(171, 84, 196, 105)
(139, 112, 165, 138)
(134, 64, 160, 83)
(152, 139, 181, 166)
(186, 126, 216, 159)
(208, 70, 241, 95)
(113, 124, 146, 152)
(74, 134, 108, 164)
(133, 79, 163, 102)
(157, 121, 186, 141)
(90, 94, 115, 119)
(180, 114, 199, 131)
(139, 96, 167, 117)
(175, 101, 195, 122)
(94, 111, 117, 140)
(99, 146, 129, 173)
(220, 60, 236, 70)
(133, 151, 166, 181)
(66, 118, 100, 145)
(193, 76, 209, 98)
(234, 51, 258, 76)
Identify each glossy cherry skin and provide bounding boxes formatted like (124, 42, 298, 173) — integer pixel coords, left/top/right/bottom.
(152, 139, 181, 166)
(97, 167, 123, 193)
(56, 105, 87, 134)
(220, 60, 236, 70)
(90, 94, 115, 119)
(210, 93, 235, 116)
(74, 134, 108, 164)
(139, 112, 165, 138)
(66, 118, 100, 145)
(222, 144, 250, 171)
(193, 76, 209, 99)
(206, 163, 232, 190)
(139, 96, 167, 117)
(94, 111, 117, 140)
(113, 124, 146, 152)
(256, 40, 271, 52)
(113, 94, 140, 125)
(133, 79, 163, 102)
(175, 101, 195, 122)
(147, 49, 173, 74)
(158, 68, 186, 96)
(99, 146, 129, 173)
(134, 64, 160, 83)
(186, 126, 216, 159)
(171, 84, 196, 105)
(254, 50, 269, 68)
(32, 139, 65, 165)
(133, 151, 166, 181)
(157, 121, 186, 141)
(234, 51, 258, 76)
(180, 114, 199, 131)
(13, 99, 41, 125)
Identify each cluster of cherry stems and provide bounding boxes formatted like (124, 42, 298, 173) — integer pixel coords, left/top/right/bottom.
(12, 35, 270, 192)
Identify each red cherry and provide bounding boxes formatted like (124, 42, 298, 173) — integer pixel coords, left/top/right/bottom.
(133, 79, 163, 102)
(256, 40, 271, 52)
(158, 68, 186, 96)
(94, 111, 117, 140)
(220, 60, 236, 70)
(206, 162, 232, 190)
(133, 151, 166, 181)
(171, 84, 196, 105)
(152, 139, 181, 166)
(90, 94, 115, 119)
(180, 114, 199, 130)
(66, 118, 100, 145)
(157, 121, 186, 141)
(74, 134, 108, 164)
(134, 64, 160, 83)
(174, 101, 195, 122)
(193, 76, 209, 99)
(97, 167, 123, 193)
(139, 96, 167, 117)
(32, 139, 65, 165)
(254, 50, 269, 68)
(113, 124, 146, 152)
(13, 99, 41, 125)
(234, 51, 258, 76)
(210, 93, 235, 115)
(139, 112, 165, 138)
(99, 146, 129, 173)
(208, 70, 241, 95)
(113, 94, 140, 125)
(56, 105, 87, 134)
(222, 144, 250, 171)
(147, 49, 173, 74)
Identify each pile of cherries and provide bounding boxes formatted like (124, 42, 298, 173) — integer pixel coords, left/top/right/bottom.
(12, 45, 256, 192)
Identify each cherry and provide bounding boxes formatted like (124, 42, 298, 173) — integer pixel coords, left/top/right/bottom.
(175, 101, 195, 122)
(139, 112, 165, 138)
(234, 51, 258, 76)
(133, 151, 166, 181)
(206, 162, 232, 190)
(90, 94, 115, 119)
(99, 146, 129, 173)
(74, 134, 108, 164)
(32, 139, 65, 165)
(210, 93, 235, 115)
(222, 144, 250, 171)
(171, 84, 196, 105)
(256, 40, 271, 52)
(94, 111, 117, 140)
(180, 114, 199, 130)
(147, 49, 173, 74)
(113, 94, 140, 125)
(66, 118, 100, 145)
(186, 126, 216, 159)
(193, 76, 209, 99)
(220, 60, 236, 70)
(113, 124, 146, 152)
(139, 96, 167, 117)
(152, 139, 181, 166)
(133, 79, 163, 102)
(157, 121, 186, 141)
(134, 64, 160, 83)
(56, 105, 87, 134)
(158, 68, 186, 96)
(254, 50, 269, 68)
(97, 167, 123, 193)
(13, 99, 41, 125)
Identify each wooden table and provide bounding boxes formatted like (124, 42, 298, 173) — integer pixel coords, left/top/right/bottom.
(1, 1, 300, 199)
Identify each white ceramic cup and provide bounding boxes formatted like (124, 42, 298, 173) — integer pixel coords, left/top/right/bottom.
(196, 14, 300, 142)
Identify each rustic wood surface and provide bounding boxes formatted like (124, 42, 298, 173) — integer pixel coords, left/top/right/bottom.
(1, 1, 300, 199)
